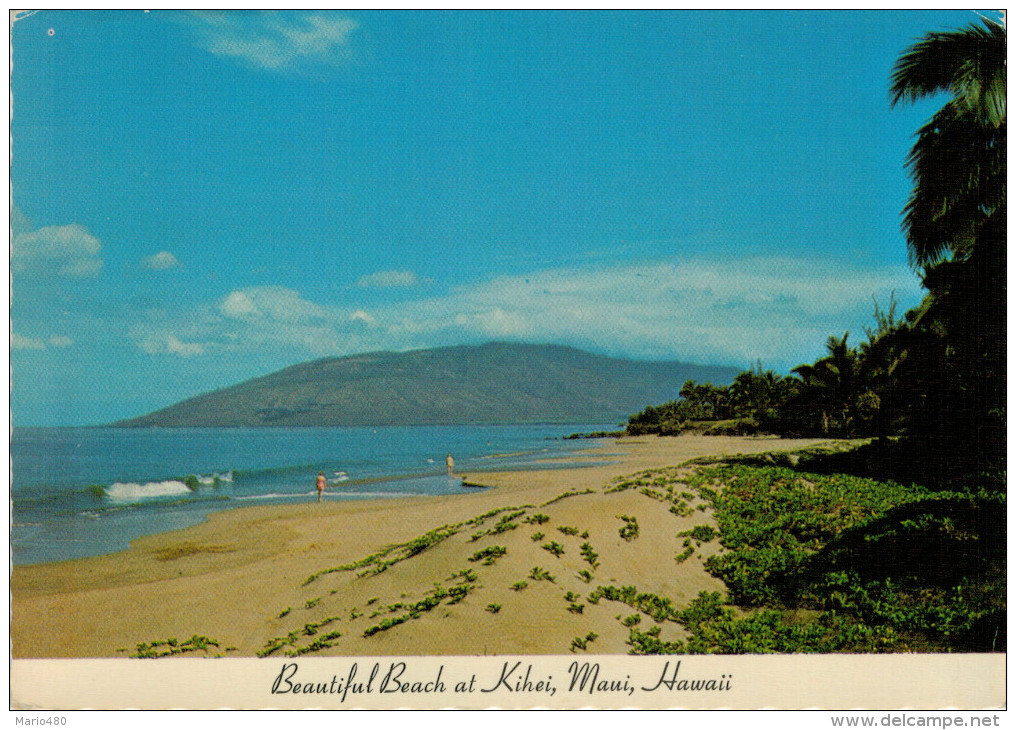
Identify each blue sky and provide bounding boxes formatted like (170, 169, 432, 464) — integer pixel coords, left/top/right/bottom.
(10, 9, 993, 426)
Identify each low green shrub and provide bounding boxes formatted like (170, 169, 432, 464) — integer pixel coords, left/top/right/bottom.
(542, 541, 565, 557)
(449, 568, 478, 583)
(305, 524, 460, 583)
(529, 566, 555, 582)
(579, 543, 599, 568)
(542, 489, 595, 506)
(468, 545, 507, 565)
(570, 631, 599, 652)
(290, 630, 343, 656)
(133, 635, 220, 659)
(669, 502, 694, 517)
(618, 515, 639, 541)
(588, 585, 679, 622)
(362, 583, 474, 638)
(680, 524, 717, 543)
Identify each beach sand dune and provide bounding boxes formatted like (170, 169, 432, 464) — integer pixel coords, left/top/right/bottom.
(11, 435, 833, 658)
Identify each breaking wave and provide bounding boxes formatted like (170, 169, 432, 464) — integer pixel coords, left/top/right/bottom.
(105, 480, 193, 502)
(197, 471, 233, 485)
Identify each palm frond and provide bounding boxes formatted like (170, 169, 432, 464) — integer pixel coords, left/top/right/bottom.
(890, 18, 1006, 126)
(900, 103, 1005, 267)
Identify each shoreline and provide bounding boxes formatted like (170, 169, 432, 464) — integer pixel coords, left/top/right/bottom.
(10, 453, 617, 570)
(11, 434, 836, 658)
(11, 426, 619, 568)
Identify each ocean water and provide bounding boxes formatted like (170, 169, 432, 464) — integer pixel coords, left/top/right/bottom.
(10, 424, 617, 565)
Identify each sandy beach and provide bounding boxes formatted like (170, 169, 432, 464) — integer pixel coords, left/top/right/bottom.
(11, 434, 834, 658)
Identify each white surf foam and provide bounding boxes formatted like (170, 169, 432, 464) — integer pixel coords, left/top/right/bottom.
(235, 491, 312, 501)
(106, 480, 192, 502)
(234, 490, 416, 501)
(197, 471, 233, 485)
(329, 491, 416, 499)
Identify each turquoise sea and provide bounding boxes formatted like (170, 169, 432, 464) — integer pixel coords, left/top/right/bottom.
(11, 424, 616, 565)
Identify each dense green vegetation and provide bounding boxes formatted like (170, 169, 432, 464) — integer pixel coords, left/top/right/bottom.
(609, 464, 1004, 654)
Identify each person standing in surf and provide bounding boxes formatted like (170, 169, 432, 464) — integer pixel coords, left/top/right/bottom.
(446, 454, 455, 476)
(316, 472, 326, 502)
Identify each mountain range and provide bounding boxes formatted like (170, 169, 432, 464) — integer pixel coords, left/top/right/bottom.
(113, 342, 739, 427)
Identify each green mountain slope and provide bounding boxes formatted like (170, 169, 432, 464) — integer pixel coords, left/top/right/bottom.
(113, 342, 740, 427)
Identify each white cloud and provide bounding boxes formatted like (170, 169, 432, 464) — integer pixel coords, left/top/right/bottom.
(132, 286, 344, 358)
(142, 251, 182, 270)
(187, 11, 357, 72)
(166, 335, 205, 357)
(11, 333, 45, 350)
(220, 290, 258, 318)
(219, 286, 330, 321)
(139, 334, 206, 357)
(11, 333, 73, 350)
(453, 308, 533, 338)
(12, 224, 103, 278)
(10, 205, 32, 237)
(361, 255, 921, 369)
(349, 309, 377, 325)
(356, 270, 421, 289)
(126, 254, 922, 371)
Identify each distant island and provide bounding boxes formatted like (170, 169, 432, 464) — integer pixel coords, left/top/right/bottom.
(112, 342, 739, 427)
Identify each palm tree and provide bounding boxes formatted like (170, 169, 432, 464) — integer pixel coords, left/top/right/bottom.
(888, 18, 1006, 486)
(858, 296, 910, 457)
(792, 333, 859, 435)
(727, 366, 795, 429)
(890, 17, 1005, 269)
